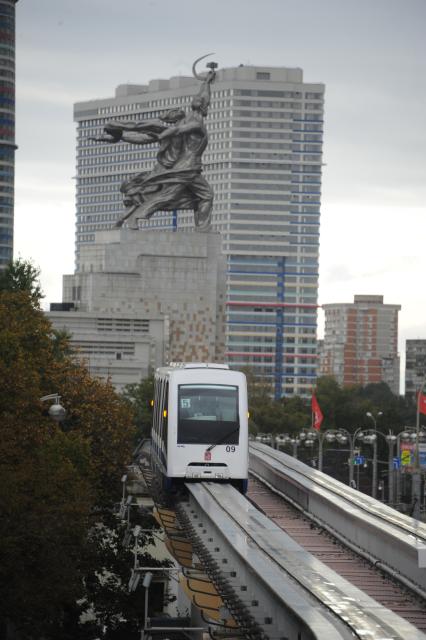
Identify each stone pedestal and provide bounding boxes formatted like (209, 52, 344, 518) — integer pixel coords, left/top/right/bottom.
(63, 229, 226, 364)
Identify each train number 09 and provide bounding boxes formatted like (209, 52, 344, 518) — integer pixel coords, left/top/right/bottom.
(226, 445, 236, 453)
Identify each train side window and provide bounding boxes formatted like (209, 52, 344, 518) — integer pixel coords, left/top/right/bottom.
(158, 380, 166, 440)
(153, 379, 160, 434)
(154, 378, 163, 438)
(162, 381, 169, 453)
(159, 379, 165, 443)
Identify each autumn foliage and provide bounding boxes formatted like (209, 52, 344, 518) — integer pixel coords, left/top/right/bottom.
(0, 263, 136, 637)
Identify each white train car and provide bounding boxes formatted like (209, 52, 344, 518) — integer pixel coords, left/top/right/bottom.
(151, 363, 249, 493)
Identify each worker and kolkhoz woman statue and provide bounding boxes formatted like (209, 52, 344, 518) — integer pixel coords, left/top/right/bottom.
(92, 54, 218, 232)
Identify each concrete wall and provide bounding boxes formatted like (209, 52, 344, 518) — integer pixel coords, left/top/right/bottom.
(63, 229, 226, 366)
(46, 310, 167, 391)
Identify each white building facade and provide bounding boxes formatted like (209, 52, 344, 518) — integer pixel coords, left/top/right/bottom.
(74, 66, 325, 398)
(47, 310, 167, 391)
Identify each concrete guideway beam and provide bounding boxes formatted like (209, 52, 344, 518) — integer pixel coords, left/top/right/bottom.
(181, 482, 424, 640)
(250, 442, 426, 592)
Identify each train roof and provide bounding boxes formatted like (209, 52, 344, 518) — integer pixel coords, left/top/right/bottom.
(155, 363, 230, 377)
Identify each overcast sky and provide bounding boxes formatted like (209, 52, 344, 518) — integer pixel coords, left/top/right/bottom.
(13, 0, 426, 383)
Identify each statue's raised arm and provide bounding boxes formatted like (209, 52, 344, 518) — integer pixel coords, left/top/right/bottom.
(92, 55, 218, 231)
(192, 54, 217, 114)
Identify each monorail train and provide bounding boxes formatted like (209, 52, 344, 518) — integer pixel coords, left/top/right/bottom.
(151, 363, 249, 493)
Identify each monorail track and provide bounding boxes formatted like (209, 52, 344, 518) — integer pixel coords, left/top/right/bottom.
(247, 475, 426, 632)
(181, 481, 426, 639)
(250, 442, 426, 546)
(249, 442, 426, 594)
(137, 440, 426, 638)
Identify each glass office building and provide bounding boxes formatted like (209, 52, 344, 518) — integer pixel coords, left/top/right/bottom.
(74, 66, 324, 397)
(0, 0, 17, 269)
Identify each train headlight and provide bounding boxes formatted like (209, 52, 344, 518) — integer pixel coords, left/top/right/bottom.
(215, 473, 223, 478)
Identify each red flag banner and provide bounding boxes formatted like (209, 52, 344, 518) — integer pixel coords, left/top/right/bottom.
(312, 393, 323, 431)
(418, 392, 426, 416)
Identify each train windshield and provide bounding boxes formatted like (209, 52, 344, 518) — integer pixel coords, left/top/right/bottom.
(177, 384, 239, 445)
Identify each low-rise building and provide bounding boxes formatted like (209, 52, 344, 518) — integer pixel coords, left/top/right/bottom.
(47, 308, 167, 391)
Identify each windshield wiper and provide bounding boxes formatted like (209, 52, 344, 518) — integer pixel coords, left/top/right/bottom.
(206, 426, 240, 452)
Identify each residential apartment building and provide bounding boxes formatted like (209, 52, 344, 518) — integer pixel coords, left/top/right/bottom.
(73, 65, 325, 397)
(321, 295, 401, 394)
(0, 0, 18, 269)
(405, 339, 426, 402)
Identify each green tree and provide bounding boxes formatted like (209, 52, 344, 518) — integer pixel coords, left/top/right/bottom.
(0, 257, 43, 303)
(122, 375, 154, 440)
(242, 367, 312, 435)
(279, 396, 311, 432)
(51, 327, 74, 359)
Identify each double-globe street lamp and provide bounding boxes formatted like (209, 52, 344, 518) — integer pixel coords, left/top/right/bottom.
(256, 433, 302, 458)
(274, 428, 365, 487)
(278, 424, 421, 506)
(358, 427, 397, 503)
(295, 425, 396, 501)
(271, 434, 301, 457)
(298, 428, 346, 473)
(298, 427, 366, 488)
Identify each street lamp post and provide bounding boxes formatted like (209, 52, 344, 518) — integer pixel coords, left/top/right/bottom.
(255, 433, 273, 447)
(366, 412, 383, 499)
(385, 432, 397, 504)
(338, 427, 365, 488)
(272, 434, 300, 458)
(290, 437, 300, 458)
(300, 428, 352, 475)
(318, 437, 324, 470)
(386, 432, 397, 504)
(141, 571, 153, 640)
(274, 434, 289, 451)
(364, 432, 378, 500)
(300, 430, 322, 468)
(361, 425, 397, 503)
(299, 425, 392, 495)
